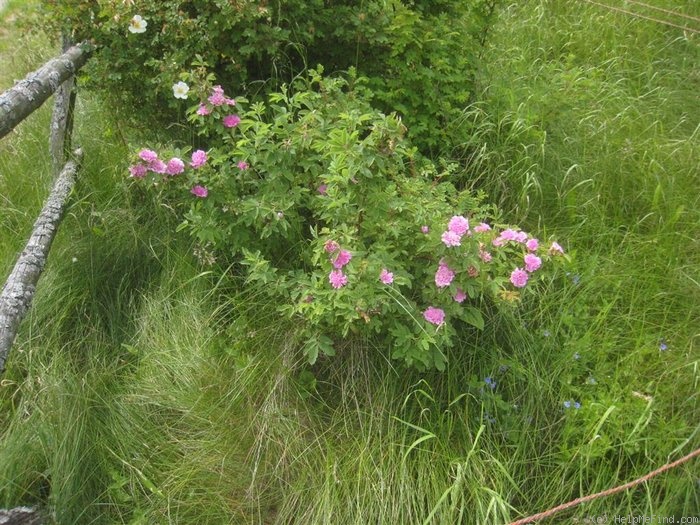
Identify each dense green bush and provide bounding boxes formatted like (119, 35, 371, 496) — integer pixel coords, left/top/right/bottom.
(41, 0, 498, 152)
(127, 70, 565, 370)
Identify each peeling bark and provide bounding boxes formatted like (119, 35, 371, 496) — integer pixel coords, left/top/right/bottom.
(0, 507, 43, 525)
(0, 44, 89, 140)
(0, 149, 83, 374)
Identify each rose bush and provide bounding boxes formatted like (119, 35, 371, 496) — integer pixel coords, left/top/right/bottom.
(127, 69, 566, 370)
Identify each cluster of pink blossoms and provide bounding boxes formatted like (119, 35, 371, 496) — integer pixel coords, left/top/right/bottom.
(423, 261, 468, 325)
(441, 215, 470, 247)
(129, 148, 209, 198)
(505, 235, 564, 289)
(325, 240, 352, 289)
(424, 217, 488, 326)
(196, 85, 240, 129)
(129, 149, 183, 177)
(422, 215, 567, 326)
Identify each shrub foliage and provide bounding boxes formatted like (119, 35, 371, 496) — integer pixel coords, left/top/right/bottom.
(42, 0, 499, 152)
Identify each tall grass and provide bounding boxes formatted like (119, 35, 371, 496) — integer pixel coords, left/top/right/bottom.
(0, 1, 698, 523)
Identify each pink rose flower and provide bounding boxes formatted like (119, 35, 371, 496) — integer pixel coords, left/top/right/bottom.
(379, 268, 394, 284)
(448, 215, 470, 236)
(423, 307, 445, 326)
(191, 185, 208, 198)
(524, 253, 542, 273)
(317, 184, 328, 195)
(191, 149, 207, 168)
(196, 103, 211, 116)
(421, 225, 429, 234)
(526, 238, 539, 251)
(510, 268, 529, 288)
(454, 288, 467, 303)
(223, 114, 241, 128)
(329, 269, 348, 289)
(165, 157, 185, 175)
(435, 263, 455, 288)
(237, 161, 249, 170)
(441, 230, 462, 247)
(474, 222, 491, 233)
(500, 229, 518, 241)
(128, 164, 147, 178)
(208, 86, 226, 106)
(332, 249, 352, 269)
(149, 159, 167, 174)
(138, 149, 158, 163)
(209, 93, 225, 106)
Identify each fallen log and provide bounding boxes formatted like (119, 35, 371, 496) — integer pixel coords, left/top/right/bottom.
(0, 149, 83, 374)
(0, 43, 90, 140)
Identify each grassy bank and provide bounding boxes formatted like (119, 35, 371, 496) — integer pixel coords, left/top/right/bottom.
(0, 1, 698, 523)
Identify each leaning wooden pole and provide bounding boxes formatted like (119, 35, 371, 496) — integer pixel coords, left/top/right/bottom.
(0, 43, 89, 140)
(0, 149, 83, 374)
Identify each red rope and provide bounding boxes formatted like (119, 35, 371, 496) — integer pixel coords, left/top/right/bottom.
(509, 447, 700, 525)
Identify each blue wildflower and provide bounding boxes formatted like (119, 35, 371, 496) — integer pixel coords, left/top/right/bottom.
(484, 377, 497, 390)
(563, 400, 572, 409)
(574, 402, 581, 409)
(659, 339, 668, 352)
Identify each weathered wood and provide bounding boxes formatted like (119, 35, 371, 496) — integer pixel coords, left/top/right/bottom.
(0, 149, 83, 374)
(49, 36, 77, 176)
(0, 507, 42, 525)
(0, 44, 89, 140)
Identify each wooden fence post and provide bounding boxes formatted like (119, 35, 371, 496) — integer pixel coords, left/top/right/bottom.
(49, 35, 77, 176)
(0, 149, 83, 374)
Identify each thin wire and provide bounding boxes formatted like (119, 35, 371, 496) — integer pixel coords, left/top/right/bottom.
(625, 0, 700, 24)
(508, 446, 700, 525)
(581, 0, 700, 34)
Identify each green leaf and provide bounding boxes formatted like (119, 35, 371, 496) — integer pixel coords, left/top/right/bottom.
(462, 306, 485, 330)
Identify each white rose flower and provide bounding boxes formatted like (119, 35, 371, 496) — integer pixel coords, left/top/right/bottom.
(172, 81, 190, 100)
(128, 14, 147, 34)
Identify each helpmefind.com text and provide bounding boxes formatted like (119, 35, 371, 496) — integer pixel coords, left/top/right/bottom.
(581, 516, 700, 524)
